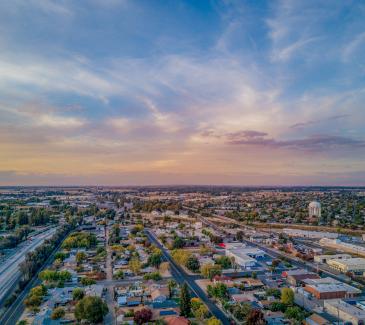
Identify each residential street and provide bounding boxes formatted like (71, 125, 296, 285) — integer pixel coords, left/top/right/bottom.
(145, 229, 231, 325)
(104, 224, 116, 325)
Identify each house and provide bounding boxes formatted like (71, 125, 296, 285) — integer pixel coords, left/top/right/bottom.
(264, 311, 286, 325)
(151, 287, 169, 303)
(117, 295, 127, 306)
(164, 316, 190, 325)
(127, 296, 142, 306)
(304, 313, 332, 325)
(85, 284, 104, 297)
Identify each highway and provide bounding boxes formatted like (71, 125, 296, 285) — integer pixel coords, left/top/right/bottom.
(145, 229, 231, 325)
(0, 227, 57, 304)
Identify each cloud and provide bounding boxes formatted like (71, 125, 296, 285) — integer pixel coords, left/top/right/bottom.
(290, 114, 350, 129)
(270, 37, 322, 62)
(226, 131, 365, 152)
(342, 32, 365, 62)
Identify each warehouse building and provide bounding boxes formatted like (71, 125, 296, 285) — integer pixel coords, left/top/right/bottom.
(313, 254, 351, 264)
(303, 277, 361, 299)
(283, 229, 338, 239)
(225, 246, 262, 269)
(319, 238, 365, 257)
(324, 299, 365, 324)
(326, 257, 365, 274)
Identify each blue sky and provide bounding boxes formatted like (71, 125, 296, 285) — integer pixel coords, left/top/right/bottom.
(1, 0, 365, 185)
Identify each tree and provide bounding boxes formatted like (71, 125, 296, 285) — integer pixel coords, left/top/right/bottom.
(186, 255, 200, 272)
(231, 303, 252, 321)
(180, 283, 191, 317)
(194, 304, 209, 320)
(236, 231, 244, 241)
(207, 283, 228, 300)
(246, 309, 266, 325)
(134, 308, 152, 325)
(72, 288, 85, 301)
(30, 285, 47, 297)
(215, 256, 232, 269)
(129, 257, 141, 274)
(74, 296, 108, 323)
(148, 249, 163, 268)
(206, 316, 222, 325)
(201, 264, 222, 280)
(172, 237, 185, 249)
(16, 321, 28, 325)
(168, 279, 177, 298)
(80, 277, 96, 286)
(285, 306, 305, 322)
(270, 301, 286, 312)
(76, 251, 87, 264)
(266, 288, 281, 299)
(24, 294, 42, 310)
(51, 307, 65, 320)
(171, 249, 191, 265)
(281, 288, 294, 305)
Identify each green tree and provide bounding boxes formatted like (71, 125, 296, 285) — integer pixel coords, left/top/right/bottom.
(281, 288, 294, 305)
(285, 306, 305, 322)
(185, 255, 200, 272)
(172, 237, 185, 249)
(51, 307, 65, 320)
(180, 283, 191, 317)
(148, 249, 163, 268)
(76, 251, 87, 264)
(72, 288, 85, 301)
(80, 277, 96, 286)
(266, 288, 281, 299)
(168, 279, 177, 298)
(74, 296, 108, 323)
(215, 256, 232, 269)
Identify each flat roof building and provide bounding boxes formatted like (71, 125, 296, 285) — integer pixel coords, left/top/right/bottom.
(319, 238, 365, 257)
(225, 248, 257, 268)
(324, 299, 365, 324)
(313, 254, 351, 264)
(283, 228, 338, 239)
(303, 277, 361, 299)
(327, 257, 365, 274)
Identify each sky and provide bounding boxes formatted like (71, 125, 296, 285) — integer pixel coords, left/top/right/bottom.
(1, 0, 365, 186)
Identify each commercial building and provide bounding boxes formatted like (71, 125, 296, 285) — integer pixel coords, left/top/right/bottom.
(313, 254, 351, 264)
(303, 277, 361, 299)
(326, 257, 365, 274)
(324, 299, 365, 324)
(319, 238, 365, 257)
(283, 229, 338, 239)
(225, 247, 259, 268)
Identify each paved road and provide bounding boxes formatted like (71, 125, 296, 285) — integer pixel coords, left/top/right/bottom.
(104, 224, 116, 325)
(0, 227, 57, 304)
(0, 228, 68, 325)
(145, 230, 231, 325)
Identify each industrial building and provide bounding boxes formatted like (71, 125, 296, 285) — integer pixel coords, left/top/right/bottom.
(324, 299, 365, 324)
(283, 228, 338, 239)
(225, 246, 264, 269)
(319, 238, 365, 257)
(303, 277, 361, 299)
(326, 257, 365, 274)
(313, 254, 351, 264)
